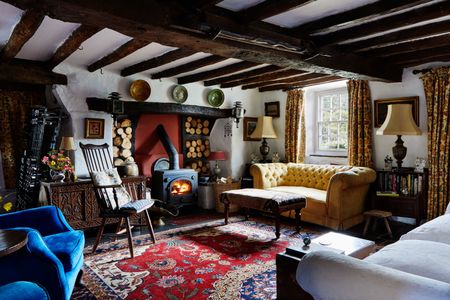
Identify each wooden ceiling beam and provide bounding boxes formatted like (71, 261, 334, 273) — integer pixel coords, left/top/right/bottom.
(259, 75, 342, 92)
(151, 55, 227, 79)
(314, 1, 450, 46)
(204, 65, 283, 86)
(363, 34, 450, 58)
(190, 0, 222, 9)
(389, 45, 450, 65)
(221, 69, 304, 88)
(0, 9, 44, 59)
(88, 39, 149, 72)
(177, 61, 259, 84)
(341, 19, 450, 52)
(292, 0, 430, 35)
(241, 72, 324, 89)
(48, 25, 100, 69)
(401, 53, 450, 68)
(238, 0, 314, 23)
(0, 59, 67, 85)
(3, 0, 402, 81)
(121, 48, 195, 77)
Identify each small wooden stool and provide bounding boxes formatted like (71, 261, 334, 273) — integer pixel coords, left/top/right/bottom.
(363, 210, 393, 239)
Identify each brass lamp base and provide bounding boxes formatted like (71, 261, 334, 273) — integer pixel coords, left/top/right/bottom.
(259, 138, 270, 162)
(392, 135, 407, 169)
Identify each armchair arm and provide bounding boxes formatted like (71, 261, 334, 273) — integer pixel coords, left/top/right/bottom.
(329, 167, 376, 190)
(0, 206, 73, 236)
(250, 163, 287, 189)
(0, 228, 69, 300)
(297, 251, 450, 300)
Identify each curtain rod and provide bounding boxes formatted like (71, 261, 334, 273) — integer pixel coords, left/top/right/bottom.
(412, 68, 431, 75)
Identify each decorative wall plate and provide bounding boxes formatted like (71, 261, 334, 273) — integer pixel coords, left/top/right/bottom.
(129, 80, 151, 101)
(207, 89, 224, 107)
(172, 85, 188, 103)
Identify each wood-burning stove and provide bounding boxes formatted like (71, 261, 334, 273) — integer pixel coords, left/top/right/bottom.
(151, 125, 198, 207)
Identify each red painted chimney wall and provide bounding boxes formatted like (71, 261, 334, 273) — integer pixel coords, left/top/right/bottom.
(134, 114, 183, 179)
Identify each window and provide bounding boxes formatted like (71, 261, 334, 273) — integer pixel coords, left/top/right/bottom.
(317, 88, 348, 152)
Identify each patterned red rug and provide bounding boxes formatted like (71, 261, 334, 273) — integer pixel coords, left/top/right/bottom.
(82, 219, 317, 299)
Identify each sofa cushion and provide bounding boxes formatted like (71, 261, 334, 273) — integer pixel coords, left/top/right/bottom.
(400, 214, 450, 245)
(43, 230, 85, 272)
(281, 164, 351, 190)
(365, 240, 450, 284)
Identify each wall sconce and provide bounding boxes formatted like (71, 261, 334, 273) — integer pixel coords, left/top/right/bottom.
(231, 101, 245, 128)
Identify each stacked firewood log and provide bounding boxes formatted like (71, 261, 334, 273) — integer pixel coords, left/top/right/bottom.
(112, 118, 134, 166)
(184, 116, 211, 174)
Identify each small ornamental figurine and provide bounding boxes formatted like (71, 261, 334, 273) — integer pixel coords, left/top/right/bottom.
(384, 155, 393, 171)
(414, 157, 426, 173)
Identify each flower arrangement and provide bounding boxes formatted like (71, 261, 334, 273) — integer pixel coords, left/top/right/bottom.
(41, 149, 74, 174)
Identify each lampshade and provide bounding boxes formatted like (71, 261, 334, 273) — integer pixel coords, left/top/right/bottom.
(250, 116, 277, 139)
(60, 136, 76, 151)
(376, 104, 421, 136)
(208, 151, 226, 161)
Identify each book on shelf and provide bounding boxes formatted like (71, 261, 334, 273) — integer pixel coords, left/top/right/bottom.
(376, 191, 399, 197)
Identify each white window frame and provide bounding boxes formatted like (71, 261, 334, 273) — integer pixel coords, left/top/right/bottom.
(314, 88, 348, 156)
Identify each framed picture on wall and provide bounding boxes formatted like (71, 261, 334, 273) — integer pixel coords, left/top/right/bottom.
(265, 101, 280, 118)
(85, 118, 105, 139)
(243, 117, 260, 141)
(374, 96, 419, 128)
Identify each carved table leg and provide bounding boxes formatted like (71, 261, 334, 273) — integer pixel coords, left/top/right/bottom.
(222, 194, 229, 225)
(295, 208, 301, 233)
(275, 210, 281, 239)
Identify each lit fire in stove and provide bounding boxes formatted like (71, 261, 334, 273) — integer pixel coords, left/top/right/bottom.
(171, 180, 192, 195)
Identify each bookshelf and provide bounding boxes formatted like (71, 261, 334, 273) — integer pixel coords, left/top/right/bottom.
(371, 168, 428, 225)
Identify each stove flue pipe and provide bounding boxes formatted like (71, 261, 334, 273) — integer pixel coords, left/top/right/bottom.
(156, 124, 179, 170)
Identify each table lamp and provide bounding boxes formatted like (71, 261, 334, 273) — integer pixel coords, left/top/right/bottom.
(376, 104, 421, 169)
(250, 116, 277, 162)
(208, 151, 226, 177)
(60, 136, 76, 152)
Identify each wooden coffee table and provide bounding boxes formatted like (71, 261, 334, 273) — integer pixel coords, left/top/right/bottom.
(0, 229, 28, 258)
(276, 232, 375, 300)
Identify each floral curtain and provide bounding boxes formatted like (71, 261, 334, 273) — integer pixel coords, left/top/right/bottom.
(0, 89, 44, 188)
(285, 89, 305, 163)
(421, 67, 450, 219)
(347, 80, 374, 168)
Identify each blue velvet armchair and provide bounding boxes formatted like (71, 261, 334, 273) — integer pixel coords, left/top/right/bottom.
(0, 206, 85, 300)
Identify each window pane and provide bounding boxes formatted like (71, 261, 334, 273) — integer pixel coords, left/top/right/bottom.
(317, 89, 348, 152)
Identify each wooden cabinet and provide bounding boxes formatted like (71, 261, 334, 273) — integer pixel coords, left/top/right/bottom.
(40, 176, 146, 230)
(371, 168, 428, 225)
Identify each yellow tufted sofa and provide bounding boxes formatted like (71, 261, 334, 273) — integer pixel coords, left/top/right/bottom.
(250, 163, 376, 230)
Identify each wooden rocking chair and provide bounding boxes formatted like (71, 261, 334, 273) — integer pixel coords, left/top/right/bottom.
(79, 142, 156, 258)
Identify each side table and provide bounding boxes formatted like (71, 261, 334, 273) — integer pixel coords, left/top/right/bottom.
(0, 229, 28, 257)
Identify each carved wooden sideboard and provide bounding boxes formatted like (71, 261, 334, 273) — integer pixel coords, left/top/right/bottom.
(40, 176, 146, 230)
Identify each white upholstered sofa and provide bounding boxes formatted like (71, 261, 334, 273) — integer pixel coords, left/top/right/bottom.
(296, 205, 450, 300)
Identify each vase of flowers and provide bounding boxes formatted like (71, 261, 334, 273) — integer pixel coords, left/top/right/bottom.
(41, 150, 74, 182)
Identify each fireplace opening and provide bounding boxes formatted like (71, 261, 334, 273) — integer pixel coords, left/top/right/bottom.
(171, 179, 192, 195)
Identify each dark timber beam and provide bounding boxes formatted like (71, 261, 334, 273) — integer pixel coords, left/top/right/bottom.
(241, 72, 324, 89)
(238, 0, 314, 23)
(292, 0, 429, 35)
(313, 1, 450, 46)
(0, 59, 67, 85)
(177, 61, 259, 84)
(3, 0, 402, 81)
(259, 75, 342, 92)
(389, 45, 450, 66)
(121, 48, 195, 77)
(151, 55, 227, 79)
(221, 69, 304, 88)
(1, 9, 44, 59)
(87, 97, 231, 117)
(88, 39, 149, 72)
(363, 34, 450, 58)
(341, 19, 450, 52)
(204, 65, 283, 86)
(48, 25, 100, 68)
